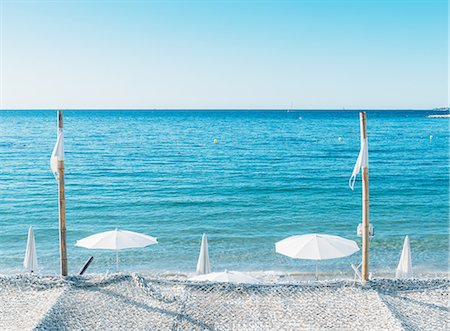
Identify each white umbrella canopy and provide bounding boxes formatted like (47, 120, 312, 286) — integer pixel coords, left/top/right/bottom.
(276, 234, 359, 260)
(76, 229, 157, 250)
(275, 234, 360, 279)
(190, 270, 260, 284)
(24, 226, 38, 273)
(396, 235, 412, 279)
(196, 233, 211, 275)
(75, 229, 157, 272)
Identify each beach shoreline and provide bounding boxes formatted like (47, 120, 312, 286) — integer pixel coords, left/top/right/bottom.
(1, 268, 448, 280)
(1, 273, 448, 330)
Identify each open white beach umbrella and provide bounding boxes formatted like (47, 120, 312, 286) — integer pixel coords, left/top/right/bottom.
(75, 229, 157, 272)
(190, 270, 260, 284)
(196, 233, 211, 275)
(24, 226, 38, 273)
(395, 235, 412, 279)
(276, 234, 360, 279)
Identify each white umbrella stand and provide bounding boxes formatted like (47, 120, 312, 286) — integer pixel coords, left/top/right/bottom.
(76, 229, 157, 272)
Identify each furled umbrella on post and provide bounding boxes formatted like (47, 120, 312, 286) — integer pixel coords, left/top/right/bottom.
(196, 233, 210, 275)
(396, 235, 412, 278)
(75, 229, 157, 272)
(24, 226, 38, 273)
(348, 112, 371, 282)
(50, 110, 68, 276)
(275, 234, 360, 280)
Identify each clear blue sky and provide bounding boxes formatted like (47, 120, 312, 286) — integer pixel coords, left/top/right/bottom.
(0, 0, 447, 109)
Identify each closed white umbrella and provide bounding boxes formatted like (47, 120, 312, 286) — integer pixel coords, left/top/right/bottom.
(276, 234, 360, 279)
(190, 270, 260, 284)
(196, 233, 210, 275)
(395, 235, 412, 279)
(75, 229, 157, 272)
(24, 226, 38, 273)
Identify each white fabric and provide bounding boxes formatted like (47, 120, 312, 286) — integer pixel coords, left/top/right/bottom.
(24, 226, 38, 272)
(275, 234, 360, 260)
(75, 229, 157, 250)
(50, 128, 64, 179)
(190, 270, 260, 284)
(396, 235, 413, 278)
(196, 233, 211, 275)
(349, 137, 368, 190)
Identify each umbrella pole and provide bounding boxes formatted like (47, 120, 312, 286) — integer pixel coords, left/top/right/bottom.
(116, 251, 119, 272)
(360, 112, 370, 282)
(315, 262, 318, 281)
(57, 111, 68, 277)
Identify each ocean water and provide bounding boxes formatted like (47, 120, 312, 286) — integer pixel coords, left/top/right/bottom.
(0, 110, 448, 275)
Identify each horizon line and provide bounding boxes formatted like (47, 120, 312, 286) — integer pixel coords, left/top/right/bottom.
(0, 108, 447, 111)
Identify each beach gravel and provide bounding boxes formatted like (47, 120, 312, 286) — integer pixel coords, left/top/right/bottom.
(0, 274, 447, 331)
(0, 275, 65, 331)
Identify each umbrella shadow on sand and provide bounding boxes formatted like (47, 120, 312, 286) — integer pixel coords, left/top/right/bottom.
(379, 291, 449, 313)
(377, 289, 449, 331)
(36, 285, 216, 331)
(95, 287, 216, 330)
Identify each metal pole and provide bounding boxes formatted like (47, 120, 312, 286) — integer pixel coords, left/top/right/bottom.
(57, 110, 68, 276)
(116, 251, 119, 272)
(360, 112, 370, 281)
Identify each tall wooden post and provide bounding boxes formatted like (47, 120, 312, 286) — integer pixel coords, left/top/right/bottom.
(57, 111, 68, 276)
(360, 112, 369, 281)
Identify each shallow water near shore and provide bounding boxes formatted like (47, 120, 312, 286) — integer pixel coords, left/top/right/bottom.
(0, 110, 448, 275)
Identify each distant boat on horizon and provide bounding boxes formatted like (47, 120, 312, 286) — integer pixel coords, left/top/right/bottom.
(427, 107, 449, 118)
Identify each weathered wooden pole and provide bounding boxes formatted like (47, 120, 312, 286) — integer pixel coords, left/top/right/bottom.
(57, 111, 68, 276)
(360, 112, 370, 281)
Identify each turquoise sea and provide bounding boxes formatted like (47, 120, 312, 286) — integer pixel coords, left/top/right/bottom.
(0, 110, 448, 275)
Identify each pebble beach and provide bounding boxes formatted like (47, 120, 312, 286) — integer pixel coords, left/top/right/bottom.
(0, 273, 448, 331)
